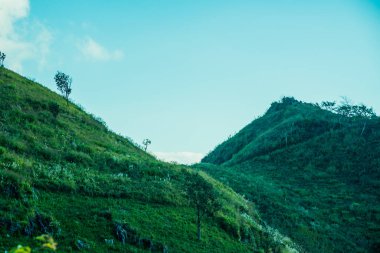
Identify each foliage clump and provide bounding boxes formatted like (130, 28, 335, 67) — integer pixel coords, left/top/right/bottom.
(185, 172, 221, 241)
(0, 51, 6, 67)
(48, 103, 60, 119)
(0, 169, 32, 199)
(114, 222, 168, 252)
(8, 234, 57, 253)
(54, 71, 72, 103)
(320, 98, 376, 119)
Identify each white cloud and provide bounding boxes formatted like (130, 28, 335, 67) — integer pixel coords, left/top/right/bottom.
(154, 151, 204, 165)
(0, 0, 52, 72)
(0, 0, 29, 35)
(79, 37, 123, 61)
(34, 24, 53, 69)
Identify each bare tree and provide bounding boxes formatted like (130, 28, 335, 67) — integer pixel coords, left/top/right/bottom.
(320, 101, 336, 112)
(321, 98, 377, 135)
(0, 51, 6, 67)
(54, 71, 72, 104)
(356, 104, 376, 136)
(142, 139, 151, 151)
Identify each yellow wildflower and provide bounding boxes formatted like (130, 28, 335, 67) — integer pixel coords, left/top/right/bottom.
(35, 234, 50, 243)
(35, 234, 58, 251)
(42, 241, 58, 251)
(10, 245, 31, 253)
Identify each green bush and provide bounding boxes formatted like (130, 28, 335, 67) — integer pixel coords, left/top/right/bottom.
(48, 102, 60, 118)
(0, 169, 32, 199)
(0, 146, 6, 155)
(215, 213, 240, 239)
(64, 150, 93, 165)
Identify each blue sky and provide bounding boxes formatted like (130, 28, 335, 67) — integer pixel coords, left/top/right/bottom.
(1, 0, 380, 164)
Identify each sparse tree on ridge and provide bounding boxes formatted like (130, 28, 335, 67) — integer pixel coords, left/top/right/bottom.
(54, 71, 72, 104)
(186, 173, 221, 241)
(0, 51, 6, 67)
(320, 98, 376, 135)
(321, 101, 336, 112)
(142, 139, 151, 151)
(355, 104, 376, 136)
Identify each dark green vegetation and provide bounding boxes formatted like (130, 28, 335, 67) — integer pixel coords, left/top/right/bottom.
(0, 68, 299, 252)
(186, 173, 221, 241)
(199, 97, 380, 253)
(0, 52, 5, 68)
(54, 71, 72, 104)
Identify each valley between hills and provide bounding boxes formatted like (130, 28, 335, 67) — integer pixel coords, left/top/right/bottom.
(1, 67, 379, 253)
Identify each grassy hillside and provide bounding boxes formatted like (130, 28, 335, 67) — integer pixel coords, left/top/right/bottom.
(0, 68, 299, 253)
(199, 97, 380, 253)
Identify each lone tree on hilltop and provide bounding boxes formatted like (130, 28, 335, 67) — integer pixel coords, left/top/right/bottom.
(0, 51, 6, 67)
(186, 172, 221, 241)
(54, 71, 72, 104)
(142, 139, 151, 151)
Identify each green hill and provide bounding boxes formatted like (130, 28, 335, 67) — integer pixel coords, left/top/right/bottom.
(199, 97, 380, 253)
(0, 68, 300, 253)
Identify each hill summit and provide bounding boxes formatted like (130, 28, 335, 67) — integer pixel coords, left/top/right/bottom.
(199, 97, 380, 253)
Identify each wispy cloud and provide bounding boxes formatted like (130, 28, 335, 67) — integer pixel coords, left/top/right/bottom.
(154, 151, 204, 165)
(0, 0, 52, 72)
(79, 37, 124, 61)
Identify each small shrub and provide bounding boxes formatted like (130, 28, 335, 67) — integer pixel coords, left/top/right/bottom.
(64, 150, 93, 165)
(36, 234, 58, 251)
(0, 146, 6, 155)
(34, 144, 58, 161)
(24, 212, 61, 237)
(8, 234, 58, 252)
(9, 245, 32, 253)
(215, 213, 241, 239)
(0, 169, 32, 199)
(48, 102, 60, 118)
(114, 222, 168, 252)
(75, 239, 90, 250)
